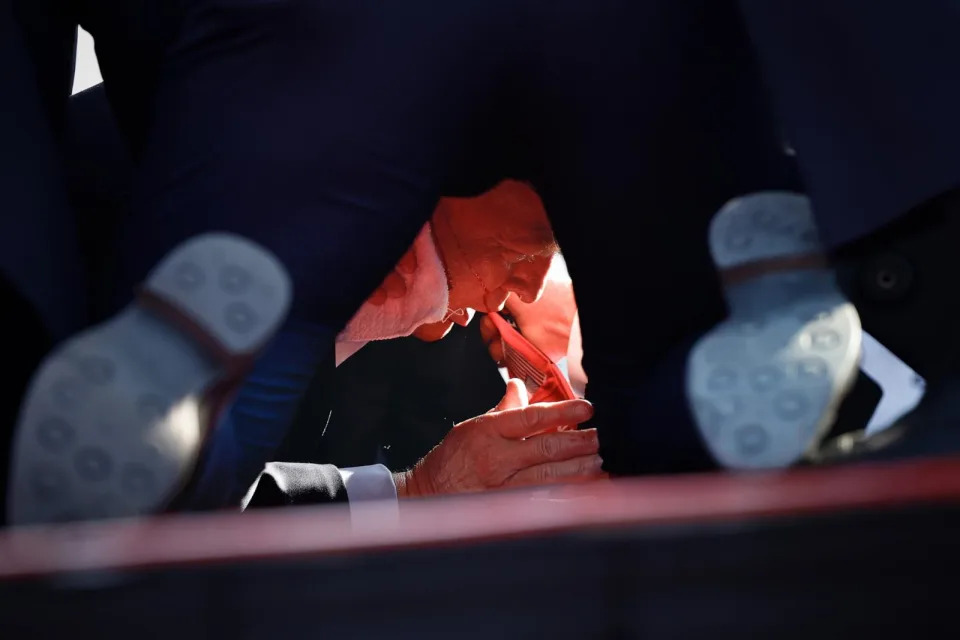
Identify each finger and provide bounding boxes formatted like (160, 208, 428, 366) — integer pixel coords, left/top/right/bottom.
(368, 287, 388, 306)
(396, 246, 418, 275)
(478, 314, 500, 345)
(511, 428, 598, 469)
(488, 340, 505, 365)
(478, 316, 505, 364)
(490, 378, 529, 413)
(485, 399, 593, 439)
(382, 271, 407, 299)
(504, 454, 604, 489)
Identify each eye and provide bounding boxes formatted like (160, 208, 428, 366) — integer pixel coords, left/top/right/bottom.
(504, 252, 535, 266)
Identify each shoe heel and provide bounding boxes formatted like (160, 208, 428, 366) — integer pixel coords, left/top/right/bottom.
(140, 233, 291, 359)
(8, 233, 291, 525)
(687, 193, 861, 469)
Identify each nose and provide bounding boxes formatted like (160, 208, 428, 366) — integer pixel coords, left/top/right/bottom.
(507, 256, 553, 304)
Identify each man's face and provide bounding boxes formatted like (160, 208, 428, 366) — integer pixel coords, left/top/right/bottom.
(433, 180, 557, 320)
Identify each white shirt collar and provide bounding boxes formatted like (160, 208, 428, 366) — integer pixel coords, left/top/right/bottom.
(335, 223, 449, 366)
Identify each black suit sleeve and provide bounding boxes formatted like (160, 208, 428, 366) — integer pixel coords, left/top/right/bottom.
(242, 462, 348, 509)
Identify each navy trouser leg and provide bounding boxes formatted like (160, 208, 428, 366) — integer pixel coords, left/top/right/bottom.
(738, 0, 960, 247)
(1, 2, 84, 341)
(0, 3, 83, 523)
(528, 0, 801, 473)
(94, 0, 526, 501)
(106, 0, 522, 329)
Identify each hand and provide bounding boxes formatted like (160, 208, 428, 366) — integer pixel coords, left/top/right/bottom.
(479, 278, 577, 363)
(368, 244, 418, 305)
(395, 379, 603, 498)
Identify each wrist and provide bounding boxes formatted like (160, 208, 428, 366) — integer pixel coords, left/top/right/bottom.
(393, 463, 432, 499)
(393, 470, 412, 499)
(394, 469, 426, 499)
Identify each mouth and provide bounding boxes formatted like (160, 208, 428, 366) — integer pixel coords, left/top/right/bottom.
(483, 290, 510, 314)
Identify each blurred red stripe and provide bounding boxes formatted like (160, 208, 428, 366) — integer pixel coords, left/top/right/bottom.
(3, 455, 960, 579)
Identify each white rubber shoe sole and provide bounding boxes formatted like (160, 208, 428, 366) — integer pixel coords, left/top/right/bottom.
(8, 233, 292, 525)
(687, 193, 862, 469)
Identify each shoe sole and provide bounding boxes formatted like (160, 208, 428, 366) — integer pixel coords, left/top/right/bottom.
(687, 193, 862, 469)
(8, 233, 292, 525)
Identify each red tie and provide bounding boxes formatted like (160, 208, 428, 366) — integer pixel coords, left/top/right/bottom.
(488, 312, 577, 419)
